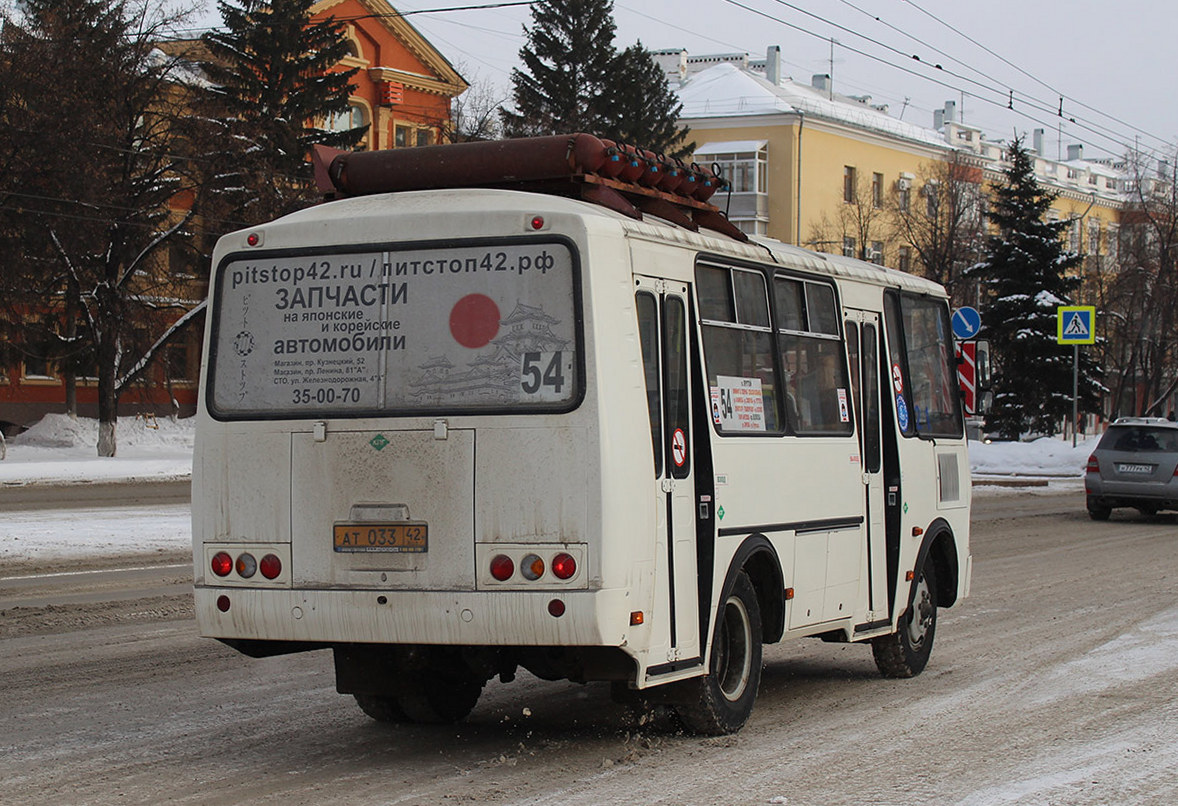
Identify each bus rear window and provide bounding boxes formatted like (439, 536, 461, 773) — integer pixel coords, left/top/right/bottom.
(207, 240, 581, 419)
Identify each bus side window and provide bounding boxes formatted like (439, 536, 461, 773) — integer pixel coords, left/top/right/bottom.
(775, 277, 852, 435)
(636, 292, 663, 476)
(696, 264, 781, 434)
(883, 292, 914, 437)
(663, 296, 690, 478)
(899, 295, 964, 439)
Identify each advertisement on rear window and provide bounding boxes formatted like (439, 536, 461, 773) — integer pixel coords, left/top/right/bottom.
(209, 240, 580, 418)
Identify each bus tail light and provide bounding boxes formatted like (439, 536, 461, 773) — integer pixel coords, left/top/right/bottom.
(490, 554, 514, 581)
(235, 553, 257, 578)
(547, 599, 565, 617)
(521, 554, 545, 580)
(260, 553, 282, 580)
(211, 551, 233, 577)
(552, 552, 577, 580)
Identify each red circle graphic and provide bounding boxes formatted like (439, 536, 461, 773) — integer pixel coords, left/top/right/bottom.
(449, 294, 501, 348)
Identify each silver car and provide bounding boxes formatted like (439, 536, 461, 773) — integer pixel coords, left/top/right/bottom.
(1086, 417, 1178, 520)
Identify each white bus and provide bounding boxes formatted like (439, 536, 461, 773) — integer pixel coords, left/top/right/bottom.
(193, 135, 972, 734)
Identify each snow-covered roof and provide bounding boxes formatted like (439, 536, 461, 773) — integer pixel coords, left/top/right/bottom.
(678, 63, 947, 150)
(693, 140, 767, 156)
(1062, 159, 1121, 179)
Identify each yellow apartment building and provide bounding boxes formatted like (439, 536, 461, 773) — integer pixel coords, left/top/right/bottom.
(665, 47, 1126, 296)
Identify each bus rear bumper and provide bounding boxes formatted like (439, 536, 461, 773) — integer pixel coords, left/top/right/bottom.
(194, 585, 635, 649)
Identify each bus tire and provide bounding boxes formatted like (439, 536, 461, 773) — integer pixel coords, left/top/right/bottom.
(872, 560, 937, 678)
(676, 571, 762, 735)
(353, 694, 408, 723)
(397, 673, 485, 724)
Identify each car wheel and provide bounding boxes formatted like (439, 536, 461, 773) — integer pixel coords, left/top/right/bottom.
(1087, 499, 1111, 521)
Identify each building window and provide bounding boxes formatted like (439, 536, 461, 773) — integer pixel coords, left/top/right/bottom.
(872, 173, 883, 208)
(870, 241, 885, 265)
(1088, 221, 1101, 254)
(898, 245, 912, 273)
(395, 126, 409, 148)
(693, 142, 770, 234)
(923, 181, 940, 217)
(898, 184, 910, 212)
(416, 129, 432, 147)
(1106, 177, 1117, 191)
(844, 166, 857, 203)
(1107, 226, 1119, 263)
(842, 237, 856, 258)
(1068, 219, 1080, 252)
(325, 103, 369, 149)
(22, 352, 53, 380)
(166, 342, 193, 382)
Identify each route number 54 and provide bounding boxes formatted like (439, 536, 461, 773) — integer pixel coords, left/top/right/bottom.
(521, 351, 566, 395)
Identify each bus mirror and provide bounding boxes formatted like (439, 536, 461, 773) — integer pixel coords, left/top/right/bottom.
(974, 340, 991, 389)
(978, 389, 994, 415)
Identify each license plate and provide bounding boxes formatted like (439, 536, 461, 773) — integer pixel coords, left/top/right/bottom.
(1116, 463, 1155, 474)
(333, 523, 428, 553)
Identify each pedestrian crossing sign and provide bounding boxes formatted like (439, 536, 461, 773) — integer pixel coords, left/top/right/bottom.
(1057, 306, 1096, 345)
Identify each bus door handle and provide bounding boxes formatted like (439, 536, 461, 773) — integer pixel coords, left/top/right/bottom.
(661, 478, 675, 493)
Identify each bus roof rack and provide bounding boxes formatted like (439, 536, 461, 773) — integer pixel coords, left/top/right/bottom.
(311, 133, 748, 242)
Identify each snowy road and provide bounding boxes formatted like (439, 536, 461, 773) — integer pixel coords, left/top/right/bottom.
(3, 490, 1178, 805)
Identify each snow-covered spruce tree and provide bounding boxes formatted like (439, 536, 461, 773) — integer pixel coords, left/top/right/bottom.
(503, 0, 689, 157)
(200, 0, 365, 224)
(964, 137, 1102, 440)
(606, 42, 690, 159)
(502, 0, 618, 138)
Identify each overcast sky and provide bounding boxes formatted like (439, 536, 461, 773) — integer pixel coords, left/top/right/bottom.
(189, 0, 1178, 162)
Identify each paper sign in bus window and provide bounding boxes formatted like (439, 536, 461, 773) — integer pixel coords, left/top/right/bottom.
(713, 376, 767, 432)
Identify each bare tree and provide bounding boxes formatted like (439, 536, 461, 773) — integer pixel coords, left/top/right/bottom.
(0, 0, 206, 455)
(806, 174, 889, 264)
(1095, 150, 1178, 418)
(886, 151, 986, 307)
(440, 68, 506, 144)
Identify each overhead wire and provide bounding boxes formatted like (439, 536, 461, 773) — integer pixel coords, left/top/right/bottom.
(897, 0, 1169, 150)
(719, 0, 1164, 160)
(753, 0, 1153, 155)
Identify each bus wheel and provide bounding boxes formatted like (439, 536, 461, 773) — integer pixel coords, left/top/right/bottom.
(677, 571, 762, 735)
(872, 561, 937, 678)
(397, 672, 485, 724)
(353, 694, 408, 723)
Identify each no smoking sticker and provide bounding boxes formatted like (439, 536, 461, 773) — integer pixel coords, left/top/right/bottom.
(672, 428, 687, 468)
(892, 363, 904, 394)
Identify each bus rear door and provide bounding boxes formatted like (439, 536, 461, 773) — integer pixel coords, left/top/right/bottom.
(636, 276, 702, 670)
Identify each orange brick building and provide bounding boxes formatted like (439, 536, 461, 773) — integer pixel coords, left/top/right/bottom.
(0, 0, 467, 433)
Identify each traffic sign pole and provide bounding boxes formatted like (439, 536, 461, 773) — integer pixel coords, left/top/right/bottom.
(1073, 345, 1078, 447)
(1057, 306, 1096, 447)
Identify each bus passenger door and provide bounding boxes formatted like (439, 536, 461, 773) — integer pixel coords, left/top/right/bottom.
(845, 311, 889, 623)
(636, 278, 701, 667)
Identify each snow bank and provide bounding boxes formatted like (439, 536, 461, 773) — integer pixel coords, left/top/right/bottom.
(969, 435, 1096, 478)
(0, 414, 193, 486)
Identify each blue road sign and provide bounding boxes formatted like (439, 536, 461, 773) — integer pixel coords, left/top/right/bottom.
(951, 306, 982, 340)
(1057, 306, 1096, 345)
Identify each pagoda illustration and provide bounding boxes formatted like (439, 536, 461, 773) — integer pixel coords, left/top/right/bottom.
(408, 301, 570, 403)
